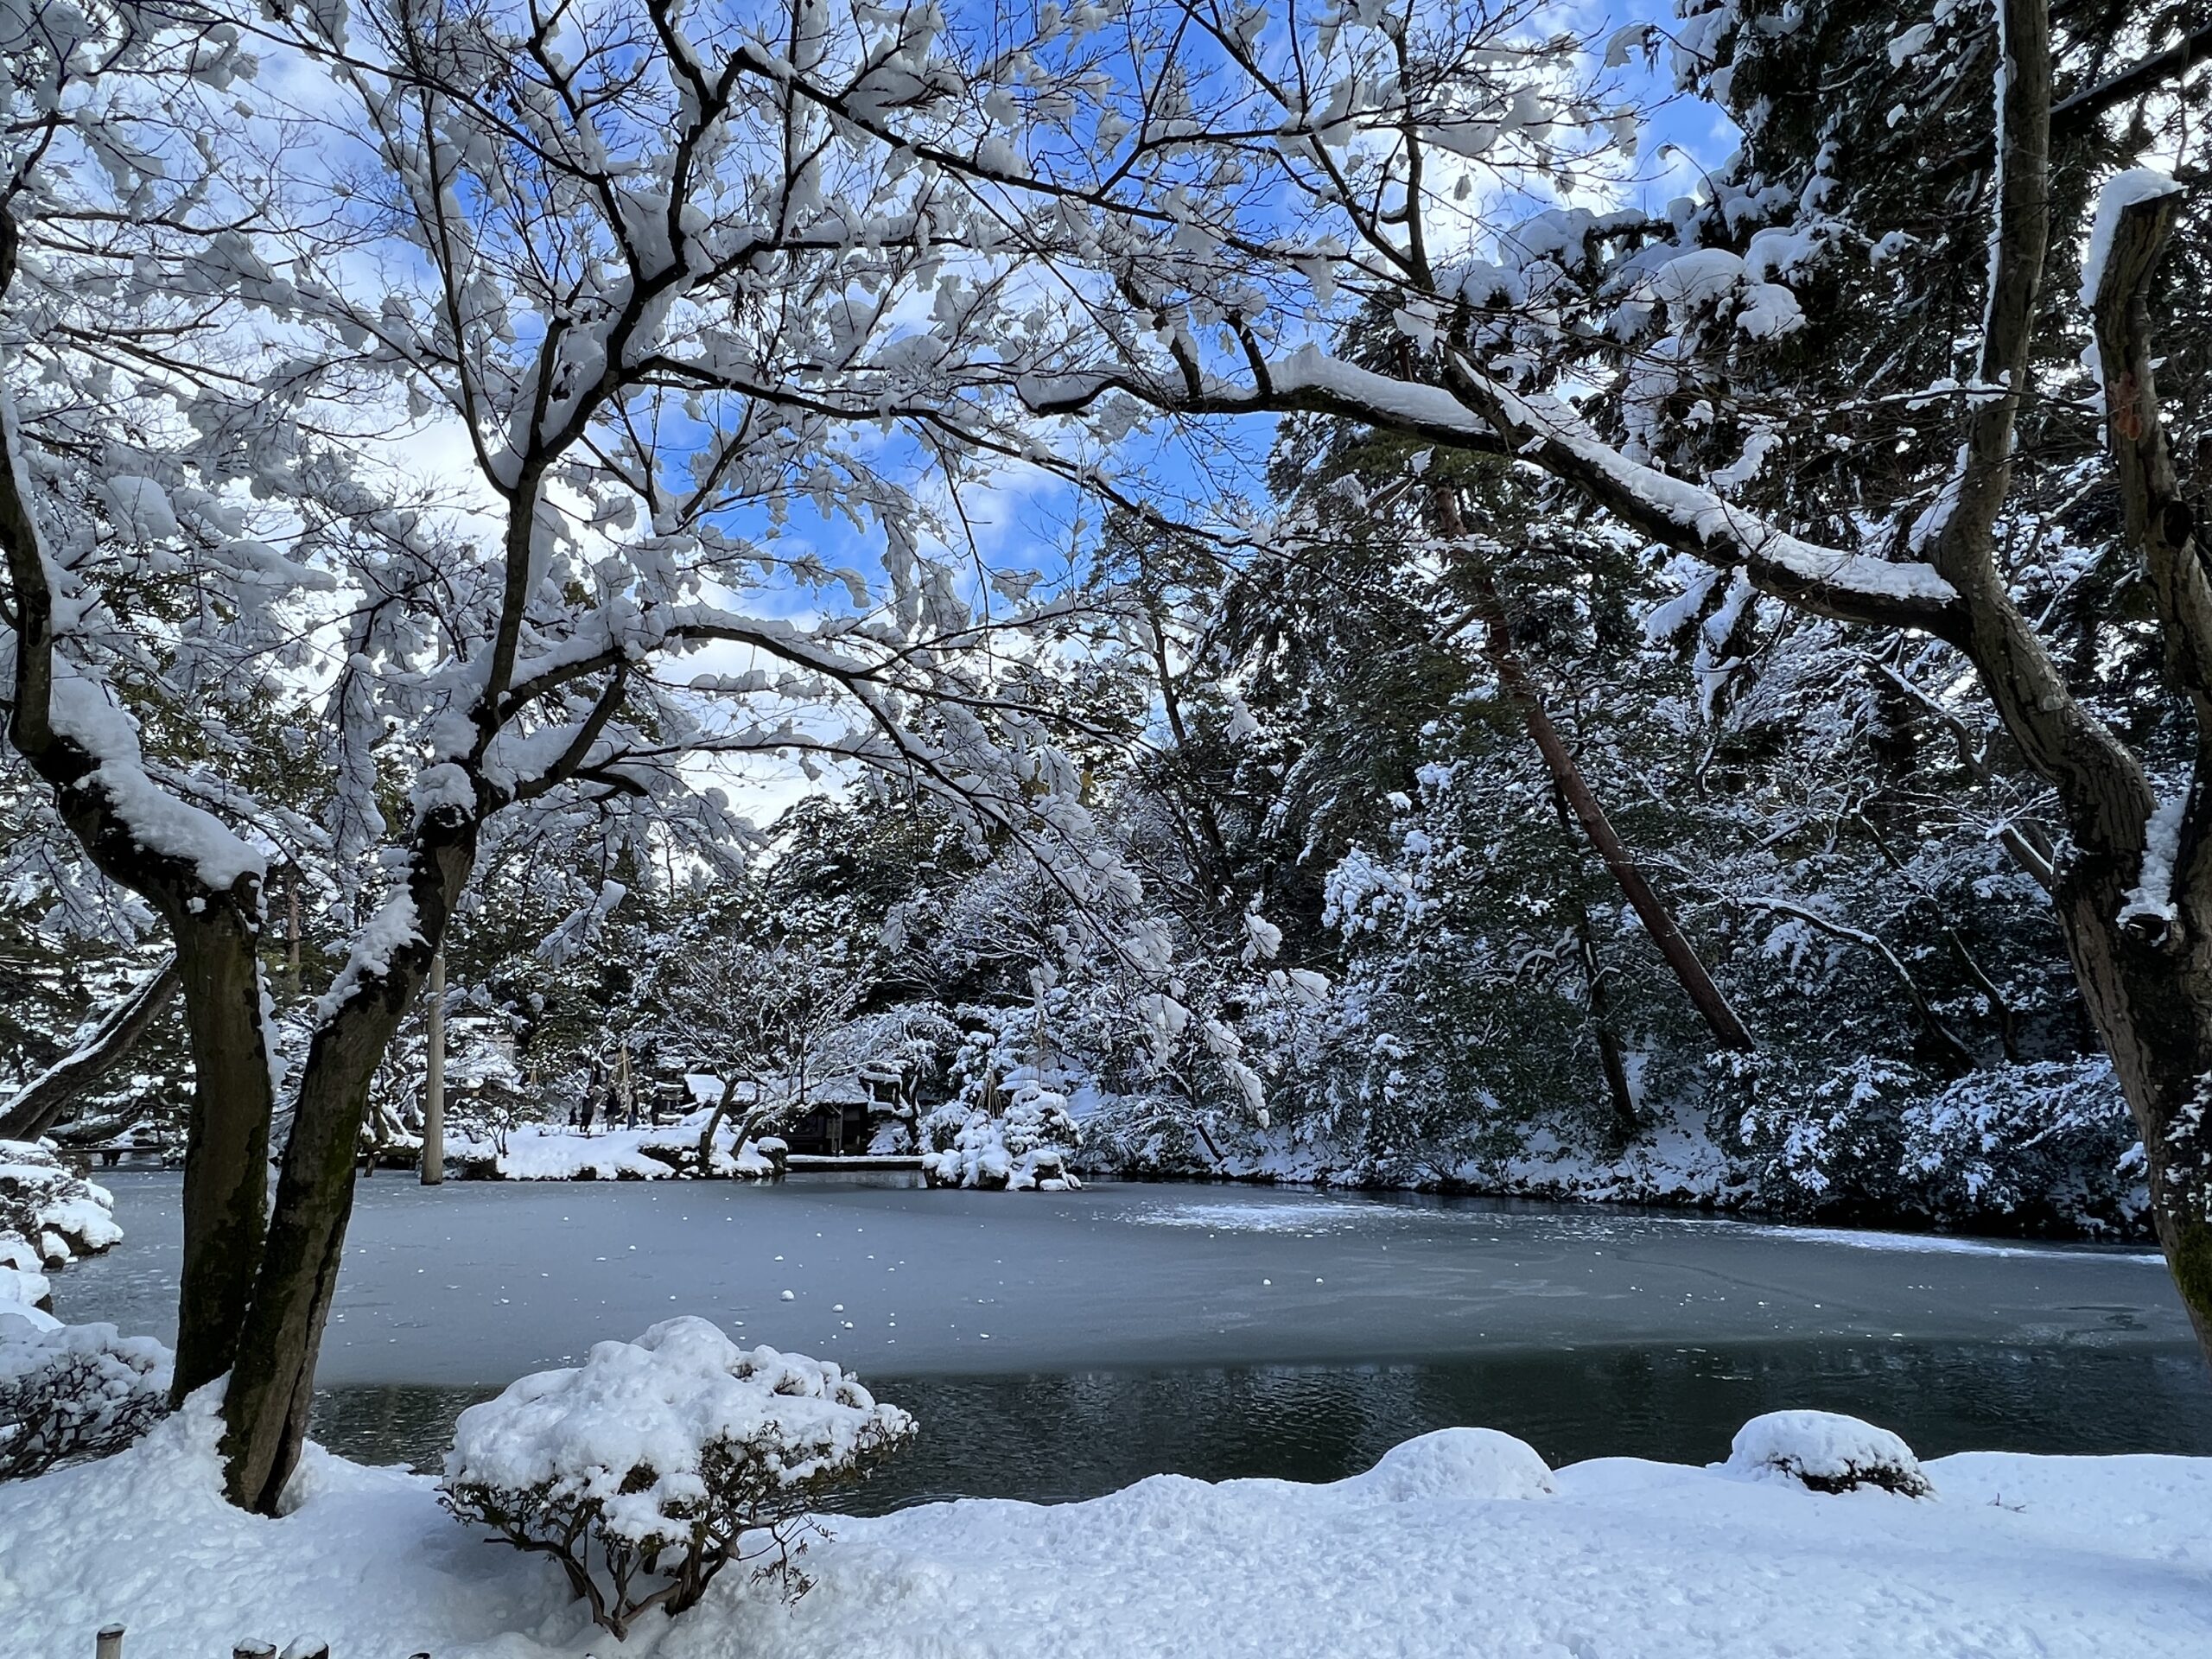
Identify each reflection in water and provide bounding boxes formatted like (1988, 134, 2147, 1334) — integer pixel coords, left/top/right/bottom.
(315, 1338, 2212, 1512)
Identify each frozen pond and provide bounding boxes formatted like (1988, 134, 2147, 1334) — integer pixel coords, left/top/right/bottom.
(56, 1172, 2212, 1507)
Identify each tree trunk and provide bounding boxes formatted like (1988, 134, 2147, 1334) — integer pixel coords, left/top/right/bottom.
(169, 905, 277, 1402)
(421, 950, 445, 1186)
(217, 831, 474, 1512)
(1447, 539, 1757, 1053)
(0, 954, 180, 1141)
(2054, 863, 2212, 1358)
(1573, 899, 1641, 1152)
(698, 1076, 741, 1175)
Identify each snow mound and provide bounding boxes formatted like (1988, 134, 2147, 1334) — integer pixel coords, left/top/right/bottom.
(443, 1318, 914, 1544)
(0, 1141, 124, 1264)
(1722, 1410, 1933, 1497)
(1, 1257, 54, 1316)
(475, 1125, 677, 1180)
(454, 1122, 783, 1181)
(0, 1300, 60, 1337)
(1346, 1427, 1555, 1501)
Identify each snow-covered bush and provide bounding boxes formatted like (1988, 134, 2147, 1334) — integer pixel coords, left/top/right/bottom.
(0, 1142, 123, 1266)
(441, 1319, 913, 1638)
(1898, 1058, 2144, 1233)
(920, 1081, 1083, 1192)
(0, 1321, 174, 1480)
(1721, 1410, 1932, 1497)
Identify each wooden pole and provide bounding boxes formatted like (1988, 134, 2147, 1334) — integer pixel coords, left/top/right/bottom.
(421, 949, 445, 1186)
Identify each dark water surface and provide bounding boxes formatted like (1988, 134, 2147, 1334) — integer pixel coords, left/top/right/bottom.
(58, 1171, 2212, 1509)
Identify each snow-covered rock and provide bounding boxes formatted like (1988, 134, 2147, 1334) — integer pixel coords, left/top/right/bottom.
(1721, 1409, 1933, 1497)
(0, 1141, 124, 1265)
(0, 1260, 53, 1316)
(1344, 1427, 1555, 1502)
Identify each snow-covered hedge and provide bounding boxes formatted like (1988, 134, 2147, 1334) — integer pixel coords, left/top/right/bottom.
(0, 1141, 124, 1266)
(441, 1318, 914, 1638)
(0, 1321, 173, 1481)
(921, 1082, 1083, 1192)
(1721, 1410, 1932, 1497)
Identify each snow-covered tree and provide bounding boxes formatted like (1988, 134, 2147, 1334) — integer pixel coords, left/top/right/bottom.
(949, 0, 2212, 1360)
(1, 0, 1142, 1510)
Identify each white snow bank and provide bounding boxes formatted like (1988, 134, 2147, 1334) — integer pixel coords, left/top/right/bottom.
(444, 1319, 913, 1545)
(1722, 1410, 1932, 1496)
(0, 1390, 578, 1656)
(5, 1413, 2211, 1657)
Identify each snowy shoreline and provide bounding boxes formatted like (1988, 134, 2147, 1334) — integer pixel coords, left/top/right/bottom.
(378, 1114, 2160, 1249)
(3, 1391, 2207, 1658)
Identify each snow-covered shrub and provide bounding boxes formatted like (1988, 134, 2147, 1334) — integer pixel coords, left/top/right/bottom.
(1348, 1428, 1555, 1502)
(441, 1319, 914, 1638)
(0, 1321, 174, 1480)
(0, 1141, 123, 1265)
(1898, 1058, 2144, 1233)
(1721, 1410, 1932, 1497)
(920, 1080, 1083, 1191)
(479, 1125, 677, 1181)
(1731, 1056, 1920, 1211)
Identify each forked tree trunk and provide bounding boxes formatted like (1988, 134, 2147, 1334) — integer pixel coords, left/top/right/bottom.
(217, 830, 477, 1511)
(698, 1076, 743, 1175)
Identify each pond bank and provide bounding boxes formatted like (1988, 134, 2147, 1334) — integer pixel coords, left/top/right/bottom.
(5, 1393, 2208, 1659)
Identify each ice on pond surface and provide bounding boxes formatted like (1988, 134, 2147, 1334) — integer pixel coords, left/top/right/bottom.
(49, 1173, 2212, 1503)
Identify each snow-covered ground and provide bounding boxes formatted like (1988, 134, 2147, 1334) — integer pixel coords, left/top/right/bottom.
(3, 1392, 2207, 1658)
(452, 1121, 779, 1181)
